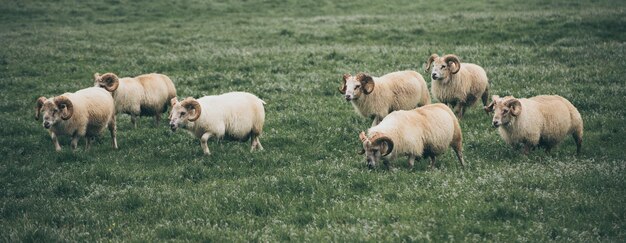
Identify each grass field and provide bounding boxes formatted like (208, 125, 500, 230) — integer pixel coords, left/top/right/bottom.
(1, 0, 625, 241)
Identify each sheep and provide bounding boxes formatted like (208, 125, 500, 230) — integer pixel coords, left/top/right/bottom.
(168, 92, 266, 155)
(484, 95, 583, 155)
(93, 72, 176, 128)
(358, 103, 465, 169)
(35, 87, 118, 151)
(425, 54, 490, 119)
(339, 71, 430, 126)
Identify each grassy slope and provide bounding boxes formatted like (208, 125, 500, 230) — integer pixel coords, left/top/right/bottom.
(0, 0, 625, 241)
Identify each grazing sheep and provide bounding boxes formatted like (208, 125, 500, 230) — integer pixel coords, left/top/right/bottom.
(94, 72, 176, 128)
(339, 71, 430, 126)
(359, 103, 465, 169)
(425, 54, 489, 119)
(169, 92, 266, 155)
(484, 95, 583, 155)
(35, 87, 117, 151)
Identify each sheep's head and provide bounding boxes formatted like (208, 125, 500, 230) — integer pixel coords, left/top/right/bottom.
(169, 97, 201, 132)
(485, 95, 522, 128)
(339, 73, 375, 101)
(35, 96, 74, 129)
(425, 54, 461, 83)
(359, 131, 394, 168)
(93, 72, 120, 92)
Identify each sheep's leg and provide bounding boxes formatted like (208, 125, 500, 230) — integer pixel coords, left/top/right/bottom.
(522, 144, 531, 155)
(109, 117, 118, 149)
(407, 155, 415, 168)
(50, 132, 61, 152)
(250, 134, 263, 151)
(70, 135, 80, 151)
(573, 130, 583, 155)
(154, 112, 161, 127)
(201, 133, 212, 155)
(429, 156, 436, 170)
(457, 102, 467, 119)
(131, 114, 138, 128)
(452, 145, 465, 168)
(481, 88, 489, 107)
(85, 137, 92, 150)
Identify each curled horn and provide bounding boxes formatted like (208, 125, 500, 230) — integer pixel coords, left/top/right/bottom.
(356, 73, 375, 94)
(370, 134, 394, 157)
(504, 98, 522, 116)
(339, 74, 349, 94)
(35, 96, 47, 120)
(425, 54, 439, 73)
(443, 54, 461, 74)
(181, 98, 202, 121)
(54, 96, 74, 120)
(99, 73, 120, 92)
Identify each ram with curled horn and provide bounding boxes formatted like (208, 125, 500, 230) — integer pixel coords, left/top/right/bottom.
(339, 70, 430, 127)
(35, 87, 118, 151)
(358, 104, 465, 169)
(169, 92, 267, 156)
(93, 72, 177, 128)
(424, 53, 490, 119)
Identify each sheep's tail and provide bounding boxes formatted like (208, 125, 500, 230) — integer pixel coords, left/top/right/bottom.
(259, 99, 267, 105)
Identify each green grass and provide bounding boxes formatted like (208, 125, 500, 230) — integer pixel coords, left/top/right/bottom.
(1, 0, 625, 241)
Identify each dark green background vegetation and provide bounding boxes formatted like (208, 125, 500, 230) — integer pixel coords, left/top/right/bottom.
(1, 0, 624, 241)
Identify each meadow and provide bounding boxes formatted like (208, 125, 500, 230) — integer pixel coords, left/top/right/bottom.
(1, 0, 625, 241)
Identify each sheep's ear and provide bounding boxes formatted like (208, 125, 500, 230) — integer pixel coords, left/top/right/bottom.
(357, 73, 375, 94)
(359, 131, 368, 142)
(339, 74, 349, 94)
(170, 97, 178, 107)
(506, 99, 522, 116)
(93, 73, 100, 80)
(35, 96, 47, 120)
(484, 100, 496, 113)
(491, 95, 500, 102)
(425, 54, 438, 73)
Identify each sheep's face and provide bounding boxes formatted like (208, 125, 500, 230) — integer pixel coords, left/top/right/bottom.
(487, 95, 522, 128)
(37, 99, 63, 129)
(359, 132, 393, 168)
(169, 98, 202, 132)
(340, 73, 375, 101)
(425, 54, 461, 84)
(169, 104, 189, 132)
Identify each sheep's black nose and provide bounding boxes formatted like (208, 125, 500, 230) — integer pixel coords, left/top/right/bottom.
(43, 121, 51, 128)
(431, 73, 437, 79)
(345, 95, 352, 101)
(492, 121, 500, 128)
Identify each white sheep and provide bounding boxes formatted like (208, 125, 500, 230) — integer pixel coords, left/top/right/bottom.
(485, 95, 583, 155)
(169, 92, 266, 155)
(35, 87, 118, 151)
(94, 72, 177, 128)
(339, 71, 430, 126)
(359, 103, 465, 169)
(425, 54, 490, 119)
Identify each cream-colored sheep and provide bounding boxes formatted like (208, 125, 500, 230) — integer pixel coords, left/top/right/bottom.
(359, 103, 464, 169)
(35, 87, 117, 151)
(485, 95, 583, 154)
(425, 54, 489, 119)
(169, 92, 266, 155)
(94, 72, 176, 128)
(339, 71, 430, 126)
